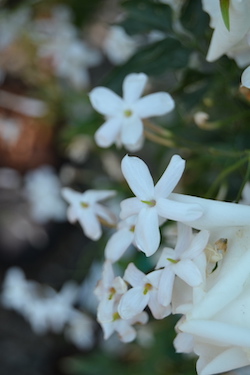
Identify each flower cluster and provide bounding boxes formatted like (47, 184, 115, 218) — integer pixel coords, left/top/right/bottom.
(61, 66, 250, 375)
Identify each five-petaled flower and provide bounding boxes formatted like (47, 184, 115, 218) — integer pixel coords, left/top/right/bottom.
(120, 154, 204, 256)
(89, 72, 175, 151)
(62, 187, 116, 240)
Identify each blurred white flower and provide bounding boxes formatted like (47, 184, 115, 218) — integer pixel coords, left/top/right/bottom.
(62, 187, 116, 240)
(24, 166, 67, 224)
(34, 5, 101, 89)
(0, 7, 30, 51)
(65, 311, 95, 349)
(103, 26, 137, 65)
(89, 72, 175, 151)
(120, 154, 203, 256)
(94, 260, 127, 323)
(0, 116, 21, 145)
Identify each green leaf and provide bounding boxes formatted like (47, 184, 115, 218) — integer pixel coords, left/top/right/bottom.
(220, 0, 230, 31)
(120, 0, 172, 35)
(103, 38, 191, 92)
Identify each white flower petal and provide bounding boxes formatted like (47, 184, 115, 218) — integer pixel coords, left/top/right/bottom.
(241, 65, 250, 88)
(156, 247, 176, 268)
(121, 155, 155, 200)
(123, 263, 145, 286)
(174, 223, 193, 258)
(78, 208, 102, 240)
(121, 116, 144, 150)
(156, 197, 203, 222)
(120, 197, 143, 219)
(182, 229, 209, 260)
(105, 228, 134, 262)
(89, 87, 123, 116)
(61, 187, 81, 205)
(158, 267, 175, 306)
(180, 319, 250, 348)
(197, 346, 250, 375)
(155, 155, 185, 198)
(122, 73, 148, 103)
(135, 207, 160, 256)
(170, 193, 250, 229)
(94, 117, 123, 147)
(135, 92, 175, 118)
(118, 287, 149, 319)
(174, 259, 202, 286)
(84, 190, 116, 203)
(148, 290, 171, 319)
(95, 203, 117, 224)
(116, 322, 136, 343)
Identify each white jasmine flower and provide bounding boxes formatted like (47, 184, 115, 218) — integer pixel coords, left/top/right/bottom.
(101, 302, 149, 343)
(120, 154, 203, 256)
(94, 260, 127, 323)
(89, 72, 175, 151)
(24, 166, 67, 224)
(62, 187, 116, 240)
(103, 26, 137, 65)
(156, 223, 209, 306)
(118, 263, 171, 320)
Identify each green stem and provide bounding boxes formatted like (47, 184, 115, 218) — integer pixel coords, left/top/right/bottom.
(206, 155, 250, 198)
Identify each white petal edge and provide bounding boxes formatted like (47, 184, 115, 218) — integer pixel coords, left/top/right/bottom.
(122, 73, 148, 103)
(135, 92, 175, 118)
(89, 87, 123, 116)
(121, 155, 155, 200)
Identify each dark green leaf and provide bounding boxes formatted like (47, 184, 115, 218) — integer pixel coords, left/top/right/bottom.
(121, 0, 172, 35)
(103, 38, 191, 91)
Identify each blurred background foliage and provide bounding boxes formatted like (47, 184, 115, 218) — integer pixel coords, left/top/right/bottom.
(0, 0, 250, 374)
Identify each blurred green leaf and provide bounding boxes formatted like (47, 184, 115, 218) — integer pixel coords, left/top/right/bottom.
(121, 0, 172, 35)
(104, 38, 191, 92)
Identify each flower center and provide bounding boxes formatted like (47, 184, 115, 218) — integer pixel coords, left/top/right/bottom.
(141, 199, 156, 207)
(129, 225, 135, 232)
(124, 109, 133, 117)
(143, 283, 153, 295)
(167, 258, 178, 264)
(108, 287, 116, 300)
(112, 312, 121, 321)
(80, 202, 89, 208)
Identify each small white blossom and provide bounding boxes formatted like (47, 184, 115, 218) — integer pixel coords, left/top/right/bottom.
(156, 223, 209, 307)
(120, 154, 203, 256)
(89, 72, 175, 151)
(94, 260, 127, 323)
(118, 263, 171, 320)
(103, 26, 137, 65)
(62, 187, 116, 240)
